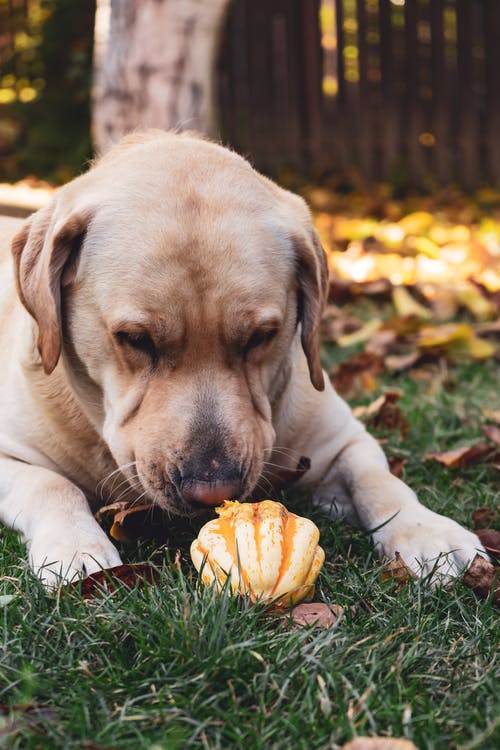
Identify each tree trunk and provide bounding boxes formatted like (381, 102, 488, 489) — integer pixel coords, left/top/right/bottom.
(92, 0, 232, 154)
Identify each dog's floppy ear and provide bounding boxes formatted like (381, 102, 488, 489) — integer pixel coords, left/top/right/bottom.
(12, 204, 93, 375)
(295, 227, 329, 391)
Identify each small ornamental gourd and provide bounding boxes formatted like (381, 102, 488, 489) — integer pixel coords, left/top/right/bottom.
(190, 500, 325, 607)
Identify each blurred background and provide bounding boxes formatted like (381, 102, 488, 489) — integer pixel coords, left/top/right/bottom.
(0, 0, 499, 378)
(1, 0, 499, 191)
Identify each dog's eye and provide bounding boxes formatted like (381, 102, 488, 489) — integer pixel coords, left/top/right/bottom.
(115, 331, 157, 361)
(245, 328, 278, 352)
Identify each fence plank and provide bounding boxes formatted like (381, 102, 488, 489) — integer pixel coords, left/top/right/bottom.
(216, 0, 498, 189)
(483, 0, 500, 184)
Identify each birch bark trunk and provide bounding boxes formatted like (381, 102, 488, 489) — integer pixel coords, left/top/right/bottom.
(92, 0, 231, 154)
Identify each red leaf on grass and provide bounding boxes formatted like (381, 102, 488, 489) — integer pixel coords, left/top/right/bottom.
(462, 555, 499, 605)
(472, 507, 498, 529)
(330, 352, 384, 397)
(342, 738, 418, 750)
(476, 529, 500, 563)
(381, 552, 416, 588)
(425, 442, 499, 468)
(284, 602, 345, 629)
(483, 424, 500, 445)
(69, 563, 160, 600)
(387, 456, 407, 478)
(353, 392, 409, 438)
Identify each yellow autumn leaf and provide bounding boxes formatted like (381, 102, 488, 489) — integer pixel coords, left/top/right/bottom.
(448, 336, 496, 360)
(337, 319, 382, 347)
(411, 236, 441, 259)
(398, 211, 433, 235)
(392, 286, 432, 319)
(333, 217, 379, 241)
(374, 222, 405, 249)
(417, 322, 473, 347)
(454, 282, 497, 321)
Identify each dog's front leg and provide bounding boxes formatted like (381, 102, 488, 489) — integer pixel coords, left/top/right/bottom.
(0, 454, 122, 586)
(310, 404, 486, 581)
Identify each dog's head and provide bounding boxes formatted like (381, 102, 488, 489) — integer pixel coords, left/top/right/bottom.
(12, 131, 328, 514)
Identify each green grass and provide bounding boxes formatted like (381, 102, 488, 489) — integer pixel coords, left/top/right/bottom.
(1, 358, 499, 750)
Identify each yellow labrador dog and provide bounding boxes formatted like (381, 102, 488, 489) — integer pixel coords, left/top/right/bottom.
(0, 131, 485, 586)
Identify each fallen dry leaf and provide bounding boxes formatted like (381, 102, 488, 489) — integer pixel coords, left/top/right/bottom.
(482, 408, 500, 423)
(365, 329, 398, 357)
(321, 314, 363, 343)
(387, 455, 407, 478)
(483, 424, 500, 445)
(342, 738, 418, 750)
(425, 442, 499, 468)
(381, 552, 416, 588)
(384, 350, 421, 373)
(0, 703, 58, 740)
(472, 507, 499, 529)
(68, 564, 160, 599)
(284, 602, 345, 628)
(475, 529, 500, 563)
(354, 392, 409, 438)
(337, 319, 382, 347)
(330, 352, 384, 397)
(462, 555, 499, 605)
(392, 286, 432, 319)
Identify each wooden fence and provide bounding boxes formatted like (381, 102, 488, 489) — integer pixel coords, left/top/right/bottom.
(218, 0, 500, 189)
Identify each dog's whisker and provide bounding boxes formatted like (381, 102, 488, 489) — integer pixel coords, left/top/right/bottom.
(97, 461, 139, 499)
(114, 476, 143, 503)
(264, 446, 303, 460)
(253, 475, 275, 498)
(262, 459, 294, 471)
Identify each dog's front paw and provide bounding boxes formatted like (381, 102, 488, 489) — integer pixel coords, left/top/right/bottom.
(372, 507, 488, 582)
(29, 518, 122, 587)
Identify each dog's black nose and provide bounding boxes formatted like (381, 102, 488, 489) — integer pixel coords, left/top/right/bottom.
(179, 457, 242, 506)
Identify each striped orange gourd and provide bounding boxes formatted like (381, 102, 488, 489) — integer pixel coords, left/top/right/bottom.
(190, 500, 325, 607)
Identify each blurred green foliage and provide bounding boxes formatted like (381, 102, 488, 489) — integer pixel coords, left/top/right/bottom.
(0, 0, 95, 184)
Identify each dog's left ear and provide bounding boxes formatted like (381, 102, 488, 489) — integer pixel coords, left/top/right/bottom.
(295, 226, 329, 391)
(12, 204, 93, 375)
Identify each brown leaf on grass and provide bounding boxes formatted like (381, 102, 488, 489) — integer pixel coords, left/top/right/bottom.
(472, 507, 499, 529)
(337, 319, 382, 348)
(329, 277, 393, 304)
(475, 319, 500, 336)
(353, 392, 409, 438)
(475, 529, 500, 563)
(321, 315, 363, 343)
(0, 704, 58, 739)
(387, 456, 407, 478)
(365, 329, 398, 357)
(482, 408, 500, 423)
(342, 738, 418, 750)
(384, 350, 421, 373)
(462, 555, 500, 605)
(284, 602, 345, 629)
(382, 314, 423, 336)
(68, 563, 160, 600)
(83, 741, 120, 750)
(381, 552, 416, 588)
(483, 424, 500, 445)
(330, 352, 384, 397)
(425, 442, 499, 468)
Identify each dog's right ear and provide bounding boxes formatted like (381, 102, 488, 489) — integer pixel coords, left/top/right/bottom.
(12, 203, 93, 375)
